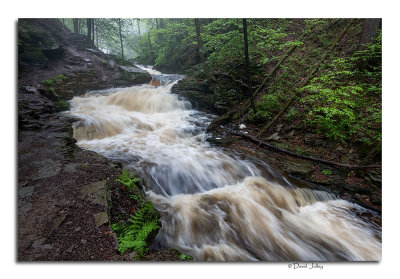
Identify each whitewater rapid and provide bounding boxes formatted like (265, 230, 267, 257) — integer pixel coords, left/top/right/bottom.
(68, 69, 381, 261)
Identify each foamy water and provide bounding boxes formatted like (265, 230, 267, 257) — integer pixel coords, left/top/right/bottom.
(69, 68, 381, 261)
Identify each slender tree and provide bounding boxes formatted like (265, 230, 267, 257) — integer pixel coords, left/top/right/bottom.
(242, 18, 256, 113)
(194, 18, 204, 63)
(118, 18, 125, 61)
(79, 19, 84, 34)
(136, 19, 141, 39)
(86, 18, 92, 40)
(73, 18, 79, 33)
(95, 20, 98, 47)
(92, 18, 95, 44)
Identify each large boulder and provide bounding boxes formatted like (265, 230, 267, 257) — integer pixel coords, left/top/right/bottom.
(118, 66, 152, 85)
(171, 78, 216, 113)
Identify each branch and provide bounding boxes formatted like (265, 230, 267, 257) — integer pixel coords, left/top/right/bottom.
(230, 131, 381, 169)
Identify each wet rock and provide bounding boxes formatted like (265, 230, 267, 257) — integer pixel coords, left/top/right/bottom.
(112, 72, 122, 79)
(118, 65, 152, 84)
(31, 237, 47, 249)
(64, 163, 80, 173)
(80, 180, 109, 207)
(102, 75, 108, 82)
(266, 132, 280, 141)
(278, 159, 315, 176)
(41, 244, 52, 249)
(52, 213, 68, 230)
(108, 60, 115, 69)
(93, 211, 109, 227)
(304, 133, 324, 146)
(171, 79, 215, 113)
(18, 201, 32, 215)
(19, 186, 34, 199)
(23, 86, 38, 94)
(21, 159, 62, 181)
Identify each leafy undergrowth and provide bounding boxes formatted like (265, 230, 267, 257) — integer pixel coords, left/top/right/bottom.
(110, 169, 193, 261)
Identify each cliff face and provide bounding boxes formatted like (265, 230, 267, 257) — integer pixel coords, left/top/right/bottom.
(18, 19, 152, 103)
(18, 19, 71, 68)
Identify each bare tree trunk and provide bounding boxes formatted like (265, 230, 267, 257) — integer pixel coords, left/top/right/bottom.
(118, 19, 124, 61)
(86, 18, 92, 40)
(243, 19, 257, 113)
(360, 18, 381, 45)
(147, 30, 152, 49)
(73, 18, 79, 33)
(95, 20, 98, 47)
(92, 19, 95, 44)
(137, 19, 141, 39)
(79, 19, 83, 34)
(155, 18, 159, 29)
(194, 18, 204, 63)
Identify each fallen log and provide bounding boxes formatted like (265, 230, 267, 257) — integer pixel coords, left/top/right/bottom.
(230, 131, 381, 169)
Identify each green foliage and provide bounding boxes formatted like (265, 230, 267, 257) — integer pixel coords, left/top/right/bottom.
(43, 79, 54, 86)
(322, 169, 333, 175)
(285, 107, 299, 122)
(247, 94, 281, 122)
(116, 169, 141, 192)
(113, 201, 161, 259)
(53, 100, 70, 111)
(300, 35, 381, 144)
(179, 253, 193, 261)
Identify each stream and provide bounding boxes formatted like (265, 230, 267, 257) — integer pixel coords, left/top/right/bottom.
(69, 67, 381, 261)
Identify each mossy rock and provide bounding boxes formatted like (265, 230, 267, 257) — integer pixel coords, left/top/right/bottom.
(19, 46, 48, 68)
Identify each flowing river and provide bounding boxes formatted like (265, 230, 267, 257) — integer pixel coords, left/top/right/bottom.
(69, 67, 381, 261)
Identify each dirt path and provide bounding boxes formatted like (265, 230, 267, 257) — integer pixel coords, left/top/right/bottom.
(18, 85, 128, 260)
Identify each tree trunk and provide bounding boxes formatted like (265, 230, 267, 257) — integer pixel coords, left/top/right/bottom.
(155, 18, 159, 29)
(92, 18, 95, 44)
(242, 19, 256, 113)
(95, 20, 98, 47)
(194, 18, 204, 63)
(79, 19, 83, 34)
(86, 18, 92, 41)
(118, 19, 124, 61)
(137, 19, 141, 39)
(73, 18, 79, 33)
(360, 18, 381, 45)
(147, 30, 153, 49)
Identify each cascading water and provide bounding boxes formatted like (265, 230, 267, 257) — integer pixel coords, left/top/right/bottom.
(69, 67, 381, 261)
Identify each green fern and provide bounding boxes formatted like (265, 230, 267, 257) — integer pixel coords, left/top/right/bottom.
(114, 201, 161, 258)
(116, 169, 141, 191)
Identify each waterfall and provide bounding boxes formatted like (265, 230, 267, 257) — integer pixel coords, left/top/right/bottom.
(68, 67, 381, 261)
